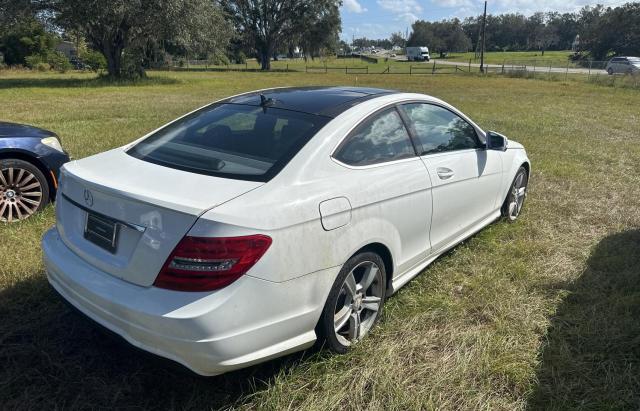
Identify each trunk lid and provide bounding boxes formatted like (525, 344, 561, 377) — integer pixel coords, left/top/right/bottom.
(56, 148, 262, 287)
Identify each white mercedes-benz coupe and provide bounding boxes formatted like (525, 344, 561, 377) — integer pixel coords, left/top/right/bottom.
(42, 87, 530, 376)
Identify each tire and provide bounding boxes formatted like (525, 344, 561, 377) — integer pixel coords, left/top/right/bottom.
(501, 166, 528, 222)
(607, 68, 614, 75)
(0, 159, 50, 222)
(317, 251, 387, 353)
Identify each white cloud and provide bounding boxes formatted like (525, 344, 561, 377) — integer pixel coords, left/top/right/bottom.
(346, 23, 388, 39)
(377, 0, 423, 23)
(430, 0, 628, 16)
(398, 12, 420, 23)
(343, 0, 368, 13)
(377, 0, 423, 14)
(488, 0, 628, 15)
(431, 0, 473, 7)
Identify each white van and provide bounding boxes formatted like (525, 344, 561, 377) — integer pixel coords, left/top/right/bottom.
(406, 47, 430, 62)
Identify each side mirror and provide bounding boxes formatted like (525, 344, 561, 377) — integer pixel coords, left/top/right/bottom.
(486, 131, 508, 152)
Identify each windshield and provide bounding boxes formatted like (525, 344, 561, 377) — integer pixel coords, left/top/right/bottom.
(128, 104, 328, 181)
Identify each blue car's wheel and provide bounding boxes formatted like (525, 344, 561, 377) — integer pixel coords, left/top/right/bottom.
(0, 159, 49, 222)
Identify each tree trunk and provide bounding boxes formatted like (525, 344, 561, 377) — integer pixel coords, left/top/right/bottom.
(259, 48, 271, 70)
(103, 43, 123, 78)
(257, 39, 274, 70)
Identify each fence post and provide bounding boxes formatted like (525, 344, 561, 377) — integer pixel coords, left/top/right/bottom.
(325, 63, 327, 74)
(366, 66, 368, 74)
(345, 66, 348, 74)
(432, 60, 436, 74)
(533, 63, 536, 79)
(388, 65, 390, 74)
(305, 65, 308, 73)
(565, 61, 569, 81)
(588, 60, 592, 78)
(469, 58, 472, 72)
(410, 66, 412, 75)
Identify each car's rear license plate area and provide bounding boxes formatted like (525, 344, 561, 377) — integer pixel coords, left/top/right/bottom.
(84, 212, 119, 253)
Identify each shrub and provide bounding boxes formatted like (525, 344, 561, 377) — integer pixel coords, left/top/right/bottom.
(24, 54, 44, 69)
(232, 51, 247, 64)
(81, 49, 107, 71)
(35, 62, 50, 71)
(46, 51, 72, 73)
(207, 51, 230, 66)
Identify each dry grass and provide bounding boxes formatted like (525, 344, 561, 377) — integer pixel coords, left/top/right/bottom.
(0, 70, 639, 410)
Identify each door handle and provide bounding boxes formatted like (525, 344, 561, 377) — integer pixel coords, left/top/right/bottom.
(436, 167, 454, 180)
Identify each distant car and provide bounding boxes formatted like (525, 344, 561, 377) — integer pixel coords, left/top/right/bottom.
(43, 87, 530, 376)
(390, 53, 397, 58)
(605, 56, 640, 75)
(70, 58, 89, 70)
(0, 122, 70, 222)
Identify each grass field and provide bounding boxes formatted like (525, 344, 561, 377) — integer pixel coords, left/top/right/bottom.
(436, 50, 574, 65)
(179, 56, 414, 72)
(179, 51, 577, 71)
(1, 70, 639, 410)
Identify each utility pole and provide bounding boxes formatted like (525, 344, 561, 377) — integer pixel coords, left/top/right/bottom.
(480, 1, 487, 73)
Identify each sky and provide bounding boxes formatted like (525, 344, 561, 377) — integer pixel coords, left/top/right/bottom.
(340, 0, 631, 41)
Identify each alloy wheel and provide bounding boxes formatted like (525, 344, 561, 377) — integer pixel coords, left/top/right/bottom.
(0, 167, 43, 222)
(333, 260, 384, 346)
(508, 171, 527, 221)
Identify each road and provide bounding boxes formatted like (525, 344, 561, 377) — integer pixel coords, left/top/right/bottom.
(432, 59, 607, 75)
(367, 49, 607, 76)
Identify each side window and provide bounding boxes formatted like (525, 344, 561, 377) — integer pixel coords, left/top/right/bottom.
(401, 103, 480, 155)
(334, 108, 415, 166)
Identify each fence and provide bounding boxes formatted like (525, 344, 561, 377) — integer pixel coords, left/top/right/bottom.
(166, 58, 639, 88)
(169, 59, 475, 75)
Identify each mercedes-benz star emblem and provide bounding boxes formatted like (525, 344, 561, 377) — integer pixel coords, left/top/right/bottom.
(83, 189, 94, 207)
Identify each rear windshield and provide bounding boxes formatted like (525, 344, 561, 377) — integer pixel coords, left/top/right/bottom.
(128, 104, 328, 181)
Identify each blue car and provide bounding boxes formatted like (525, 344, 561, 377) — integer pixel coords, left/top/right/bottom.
(0, 122, 70, 222)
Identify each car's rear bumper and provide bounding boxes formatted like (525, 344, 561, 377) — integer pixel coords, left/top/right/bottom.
(42, 227, 337, 376)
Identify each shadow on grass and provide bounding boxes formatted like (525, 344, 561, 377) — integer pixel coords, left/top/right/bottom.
(0, 75, 181, 89)
(0, 274, 319, 409)
(529, 230, 640, 410)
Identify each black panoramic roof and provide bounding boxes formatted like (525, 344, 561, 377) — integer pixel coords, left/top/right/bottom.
(0, 122, 56, 139)
(222, 86, 397, 118)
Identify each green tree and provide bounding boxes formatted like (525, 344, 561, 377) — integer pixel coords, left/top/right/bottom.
(546, 12, 579, 50)
(0, 19, 58, 65)
(297, 1, 341, 59)
(578, 3, 640, 60)
(389, 32, 406, 49)
(408, 19, 471, 57)
(223, 0, 341, 70)
(53, 0, 231, 78)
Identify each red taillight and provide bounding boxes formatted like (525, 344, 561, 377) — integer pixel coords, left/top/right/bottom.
(154, 235, 272, 292)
